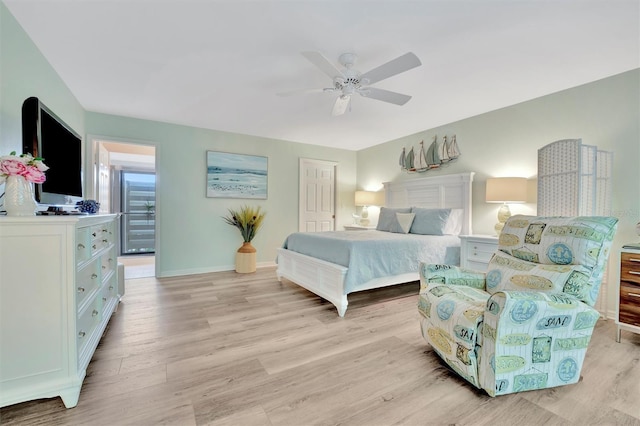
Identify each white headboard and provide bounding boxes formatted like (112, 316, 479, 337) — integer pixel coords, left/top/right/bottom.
(382, 172, 475, 235)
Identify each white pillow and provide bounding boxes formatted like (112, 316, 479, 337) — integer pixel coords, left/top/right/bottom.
(443, 208, 464, 235)
(395, 213, 416, 234)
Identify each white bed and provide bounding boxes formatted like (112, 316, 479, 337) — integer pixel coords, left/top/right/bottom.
(276, 172, 475, 316)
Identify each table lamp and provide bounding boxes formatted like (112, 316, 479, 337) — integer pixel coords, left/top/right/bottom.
(355, 190, 381, 226)
(486, 177, 528, 235)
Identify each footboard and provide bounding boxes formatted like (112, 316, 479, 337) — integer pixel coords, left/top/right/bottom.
(276, 248, 349, 317)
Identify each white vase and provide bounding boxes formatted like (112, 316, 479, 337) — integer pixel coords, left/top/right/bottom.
(4, 175, 38, 216)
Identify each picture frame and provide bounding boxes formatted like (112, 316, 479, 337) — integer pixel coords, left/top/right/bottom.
(206, 151, 268, 199)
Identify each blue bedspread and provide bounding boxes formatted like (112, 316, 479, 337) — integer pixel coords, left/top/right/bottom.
(282, 230, 460, 294)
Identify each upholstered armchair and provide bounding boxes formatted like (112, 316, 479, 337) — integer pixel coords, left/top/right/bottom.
(418, 215, 618, 396)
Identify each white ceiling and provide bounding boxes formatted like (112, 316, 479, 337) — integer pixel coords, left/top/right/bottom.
(5, 1, 639, 151)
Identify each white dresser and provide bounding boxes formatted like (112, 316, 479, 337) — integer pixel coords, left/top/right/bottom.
(0, 214, 120, 408)
(459, 235, 498, 270)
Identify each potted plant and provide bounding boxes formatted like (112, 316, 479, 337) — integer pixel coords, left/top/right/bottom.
(222, 205, 266, 273)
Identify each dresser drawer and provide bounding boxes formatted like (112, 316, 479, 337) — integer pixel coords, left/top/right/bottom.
(76, 227, 91, 265)
(619, 282, 640, 327)
(101, 274, 118, 304)
(466, 241, 496, 262)
(100, 248, 117, 277)
(76, 298, 101, 356)
(76, 260, 101, 309)
(621, 252, 640, 285)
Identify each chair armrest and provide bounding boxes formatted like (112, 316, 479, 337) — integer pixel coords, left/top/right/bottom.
(419, 262, 486, 293)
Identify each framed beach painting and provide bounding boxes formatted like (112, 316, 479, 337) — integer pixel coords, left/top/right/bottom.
(206, 151, 268, 199)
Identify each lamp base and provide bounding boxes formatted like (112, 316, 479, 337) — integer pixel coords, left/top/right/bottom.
(359, 206, 370, 227)
(494, 203, 511, 236)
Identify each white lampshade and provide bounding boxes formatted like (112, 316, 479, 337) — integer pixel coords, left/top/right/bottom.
(486, 178, 528, 203)
(486, 177, 528, 236)
(355, 190, 381, 206)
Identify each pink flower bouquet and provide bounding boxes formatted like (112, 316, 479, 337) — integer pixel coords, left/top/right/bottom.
(0, 151, 48, 184)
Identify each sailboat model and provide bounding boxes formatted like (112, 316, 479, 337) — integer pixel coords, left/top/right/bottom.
(447, 135, 461, 159)
(414, 141, 428, 171)
(405, 146, 415, 171)
(439, 135, 451, 163)
(425, 135, 441, 169)
(399, 147, 406, 170)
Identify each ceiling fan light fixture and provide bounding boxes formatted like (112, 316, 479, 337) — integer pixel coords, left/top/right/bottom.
(288, 50, 421, 116)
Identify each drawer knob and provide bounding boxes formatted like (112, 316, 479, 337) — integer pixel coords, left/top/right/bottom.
(92, 244, 97, 250)
(91, 273, 98, 279)
(92, 232, 97, 237)
(109, 286, 114, 290)
(629, 271, 640, 276)
(103, 297, 107, 302)
(629, 257, 640, 263)
(78, 331, 86, 338)
(77, 243, 85, 250)
(77, 287, 85, 293)
(102, 239, 108, 243)
(629, 293, 640, 299)
(92, 309, 99, 317)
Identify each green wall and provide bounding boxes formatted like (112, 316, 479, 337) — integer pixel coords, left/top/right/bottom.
(357, 68, 640, 313)
(85, 113, 356, 276)
(0, 2, 84, 157)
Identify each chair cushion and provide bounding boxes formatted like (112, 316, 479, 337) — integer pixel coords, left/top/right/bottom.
(484, 251, 596, 305)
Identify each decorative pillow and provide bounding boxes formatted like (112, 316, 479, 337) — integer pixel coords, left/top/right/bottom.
(484, 251, 595, 305)
(395, 213, 415, 234)
(409, 208, 452, 235)
(376, 207, 412, 232)
(498, 215, 619, 270)
(443, 208, 464, 235)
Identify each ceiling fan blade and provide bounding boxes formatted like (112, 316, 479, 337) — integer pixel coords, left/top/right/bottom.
(302, 51, 344, 80)
(332, 95, 351, 116)
(359, 52, 421, 85)
(360, 87, 412, 105)
(276, 88, 326, 97)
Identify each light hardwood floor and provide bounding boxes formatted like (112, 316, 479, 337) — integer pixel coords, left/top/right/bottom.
(1, 266, 639, 425)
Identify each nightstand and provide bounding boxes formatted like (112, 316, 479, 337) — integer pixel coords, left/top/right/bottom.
(460, 235, 498, 270)
(344, 225, 376, 231)
(616, 245, 640, 342)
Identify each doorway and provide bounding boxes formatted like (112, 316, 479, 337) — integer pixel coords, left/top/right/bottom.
(94, 139, 156, 279)
(299, 158, 337, 232)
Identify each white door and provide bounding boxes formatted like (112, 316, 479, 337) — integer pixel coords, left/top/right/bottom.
(299, 158, 337, 232)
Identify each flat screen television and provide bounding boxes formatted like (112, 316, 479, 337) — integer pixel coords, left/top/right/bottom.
(22, 97, 83, 206)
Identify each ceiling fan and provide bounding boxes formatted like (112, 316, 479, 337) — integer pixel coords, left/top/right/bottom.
(278, 51, 422, 116)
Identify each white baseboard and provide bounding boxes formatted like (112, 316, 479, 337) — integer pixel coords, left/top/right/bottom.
(157, 261, 277, 278)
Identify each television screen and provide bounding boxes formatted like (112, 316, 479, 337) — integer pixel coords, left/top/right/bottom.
(22, 97, 83, 206)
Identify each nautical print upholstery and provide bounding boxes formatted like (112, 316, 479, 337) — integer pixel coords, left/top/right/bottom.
(418, 215, 618, 396)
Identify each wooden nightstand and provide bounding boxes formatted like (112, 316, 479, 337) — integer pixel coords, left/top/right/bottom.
(460, 235, 498, 270)
(344, 225, 376, 231)
(616, 245, 640, 342)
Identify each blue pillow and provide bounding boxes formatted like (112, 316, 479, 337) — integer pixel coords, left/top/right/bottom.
(409, 208, 452, 235)
(376, 207, 412, 232)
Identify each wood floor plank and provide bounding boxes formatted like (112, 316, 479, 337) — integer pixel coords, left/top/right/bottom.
(1, 266, 639, 425)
